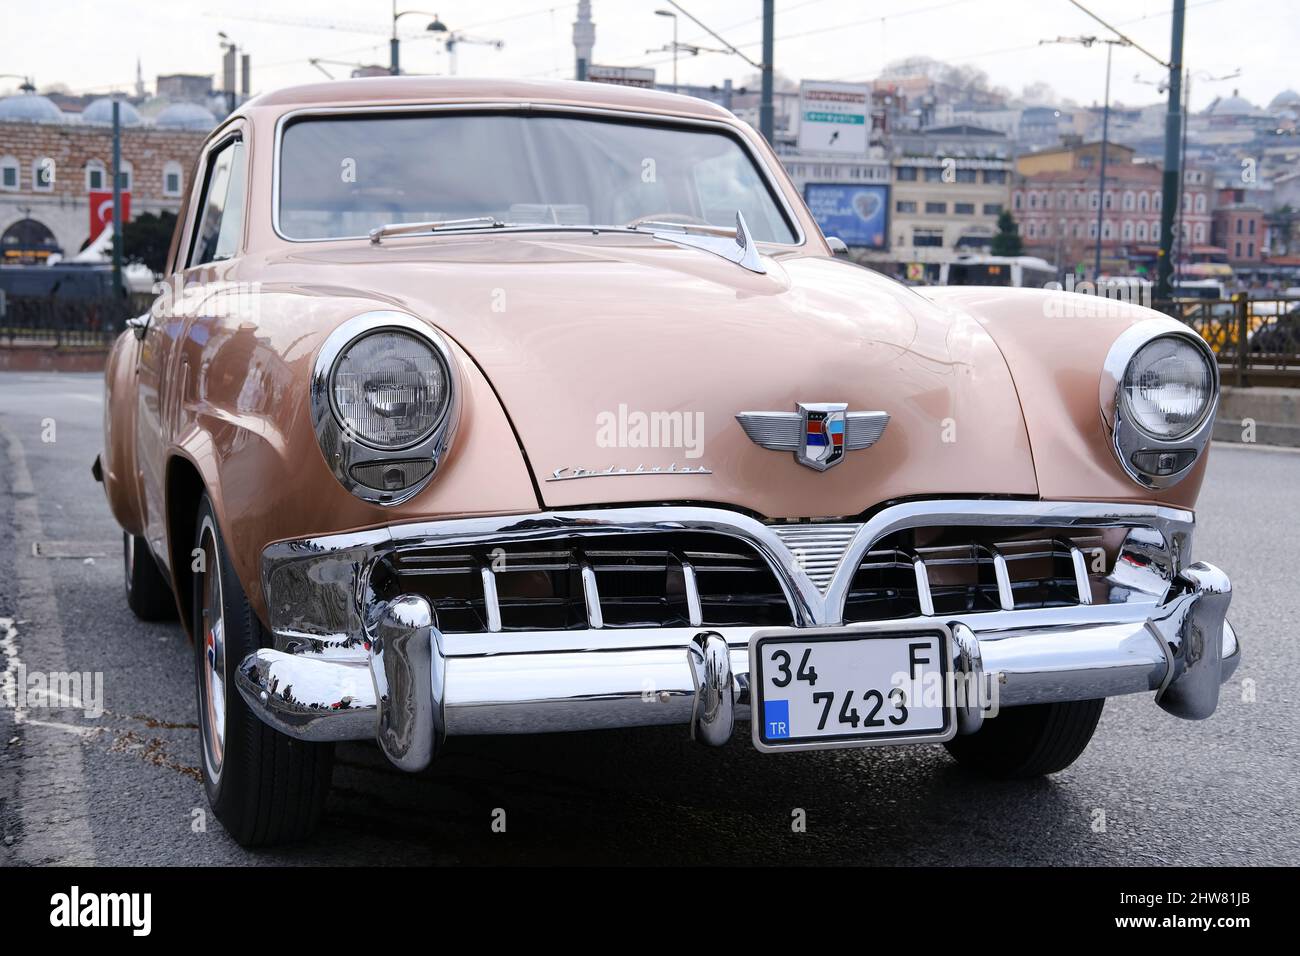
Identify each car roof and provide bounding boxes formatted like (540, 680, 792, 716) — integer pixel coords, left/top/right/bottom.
(243, 75, 737, 121)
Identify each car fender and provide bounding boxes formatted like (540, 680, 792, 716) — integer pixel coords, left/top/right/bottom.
(918, 286, 1210, 509)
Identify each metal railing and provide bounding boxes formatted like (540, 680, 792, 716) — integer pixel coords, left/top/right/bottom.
(0, 292, 155, 349)
(1153, 296, 1300, 388)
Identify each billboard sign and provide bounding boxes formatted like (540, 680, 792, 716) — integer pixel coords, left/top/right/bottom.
(588, 65, 656, 88)
(803, 183, 889, 250)
(798, 81, 870, 154)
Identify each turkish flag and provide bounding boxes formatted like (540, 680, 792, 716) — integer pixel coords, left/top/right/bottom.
(89, 190, 131, 243)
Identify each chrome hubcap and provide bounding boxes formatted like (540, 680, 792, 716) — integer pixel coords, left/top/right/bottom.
(198, 525, 226, 782)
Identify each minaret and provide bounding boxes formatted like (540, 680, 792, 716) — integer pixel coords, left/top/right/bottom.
(573, 1, 595, 81)
(135, 57, 145, 98)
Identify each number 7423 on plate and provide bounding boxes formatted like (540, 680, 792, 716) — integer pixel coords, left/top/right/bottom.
(748, 625, 956, 753)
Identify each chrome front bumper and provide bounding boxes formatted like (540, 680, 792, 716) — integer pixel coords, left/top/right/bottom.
(235, 501, 1240, 771)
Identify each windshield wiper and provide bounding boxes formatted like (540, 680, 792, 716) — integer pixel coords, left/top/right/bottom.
(368, 217, 509, 244)
(366, 212, 767, 276)
(624, 218, 736, 237)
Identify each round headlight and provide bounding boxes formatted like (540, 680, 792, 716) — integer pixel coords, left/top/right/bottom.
(1120, 335, 1214, 440)
(331, 330, 450, 449)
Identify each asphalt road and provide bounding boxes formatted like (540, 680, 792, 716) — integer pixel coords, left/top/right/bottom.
(1, 370, 1297, 866)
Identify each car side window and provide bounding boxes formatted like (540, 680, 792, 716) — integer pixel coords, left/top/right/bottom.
(188, 139, 247, 267)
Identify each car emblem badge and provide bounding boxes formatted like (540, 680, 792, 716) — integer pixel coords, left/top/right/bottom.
(736, 404, 890, 472)
(797, 403, 847, 472)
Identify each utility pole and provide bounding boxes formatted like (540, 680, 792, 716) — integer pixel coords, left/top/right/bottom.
(760, 0, 775, 142)
(1094, 40, 1127, 278)
(111, 99, 123, 299)
(1039, 35, 1127, 278)
(1173, 69, 1190, 275)
(1156, 0, 1186, 299)
(1063, 0, 1181, 291)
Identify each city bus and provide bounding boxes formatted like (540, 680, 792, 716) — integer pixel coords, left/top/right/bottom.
(939, 255, 1058, 289)
(1170, 279, 1229, 301)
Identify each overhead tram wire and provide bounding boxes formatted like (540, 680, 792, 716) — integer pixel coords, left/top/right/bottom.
(528, 0, 977, 79)
(254, 4, 563, 78)
(629, 0, 978, 72)
(1064, 0, 1168, 67)
(823, 0, 1230, 83)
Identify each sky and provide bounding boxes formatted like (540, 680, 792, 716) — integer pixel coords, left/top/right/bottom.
(2, 0, 1296, 113)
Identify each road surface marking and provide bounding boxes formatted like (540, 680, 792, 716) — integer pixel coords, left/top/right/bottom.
(0, 420, 99, 866)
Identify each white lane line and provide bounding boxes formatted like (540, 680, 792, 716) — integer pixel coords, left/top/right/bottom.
(0, 617, 19, 717)
(1210, 440, 1300, 456)
(0, 420, 99, 866)
(22, 719, 104, 739)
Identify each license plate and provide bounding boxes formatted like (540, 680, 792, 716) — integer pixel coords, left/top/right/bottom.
(749, 624, 955, 752)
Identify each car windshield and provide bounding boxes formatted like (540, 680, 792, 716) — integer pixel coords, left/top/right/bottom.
(277, 111, 798, 243)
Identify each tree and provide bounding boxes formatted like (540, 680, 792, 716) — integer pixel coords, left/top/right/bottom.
(121, 211, 177, 276)
(742, 69, 798, 93)
(1019, 81, 1057, 106)
(991, 210, 1024, 257)
(880, 57, 1010, 109)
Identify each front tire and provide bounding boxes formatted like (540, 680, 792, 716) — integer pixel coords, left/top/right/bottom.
(193, 495, 333, 846)
(123, 531, 175, 620)
(943, 698, 1105, 778)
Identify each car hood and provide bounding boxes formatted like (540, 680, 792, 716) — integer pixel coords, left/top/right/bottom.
(262, 234, 1037, 519)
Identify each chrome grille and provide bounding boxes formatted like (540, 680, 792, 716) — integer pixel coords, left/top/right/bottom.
(373, 524, 1116, 634)
(263, 501, 1185, 647)
(770, 523, 860, 591)
(841, 528, 1109, 622)
(381, 532, 792, 633)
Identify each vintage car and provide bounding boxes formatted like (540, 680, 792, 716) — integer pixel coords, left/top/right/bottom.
(97, 77, 1238, 847)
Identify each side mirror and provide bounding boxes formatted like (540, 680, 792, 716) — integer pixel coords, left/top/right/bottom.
(126, 313, 151, 341)
(826, 236, 849, 257)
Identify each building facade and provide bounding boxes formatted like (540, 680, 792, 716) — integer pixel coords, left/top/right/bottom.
(880, 124, 1012, 273)
(778, 148, 892, 194)
(1015, 140, 1136, 177)
(0, 113, 207, 263)
(1212, 187, 1265, 265)
(1012, 142, 1212, 276)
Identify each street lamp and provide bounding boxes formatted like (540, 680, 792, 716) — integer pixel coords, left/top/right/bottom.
(390, 5, 448, 76)
(655, 9, 678, 91)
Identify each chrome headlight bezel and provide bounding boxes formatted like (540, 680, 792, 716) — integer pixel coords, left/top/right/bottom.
(311, 311, 460, 506)
(1099, 319, 1219, 490)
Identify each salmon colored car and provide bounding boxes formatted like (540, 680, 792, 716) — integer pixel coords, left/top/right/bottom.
(97, 77, 1238, 846)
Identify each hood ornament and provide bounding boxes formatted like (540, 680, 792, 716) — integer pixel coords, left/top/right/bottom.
(642, 211, 767, 275)
(736, 403, 890, 472)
